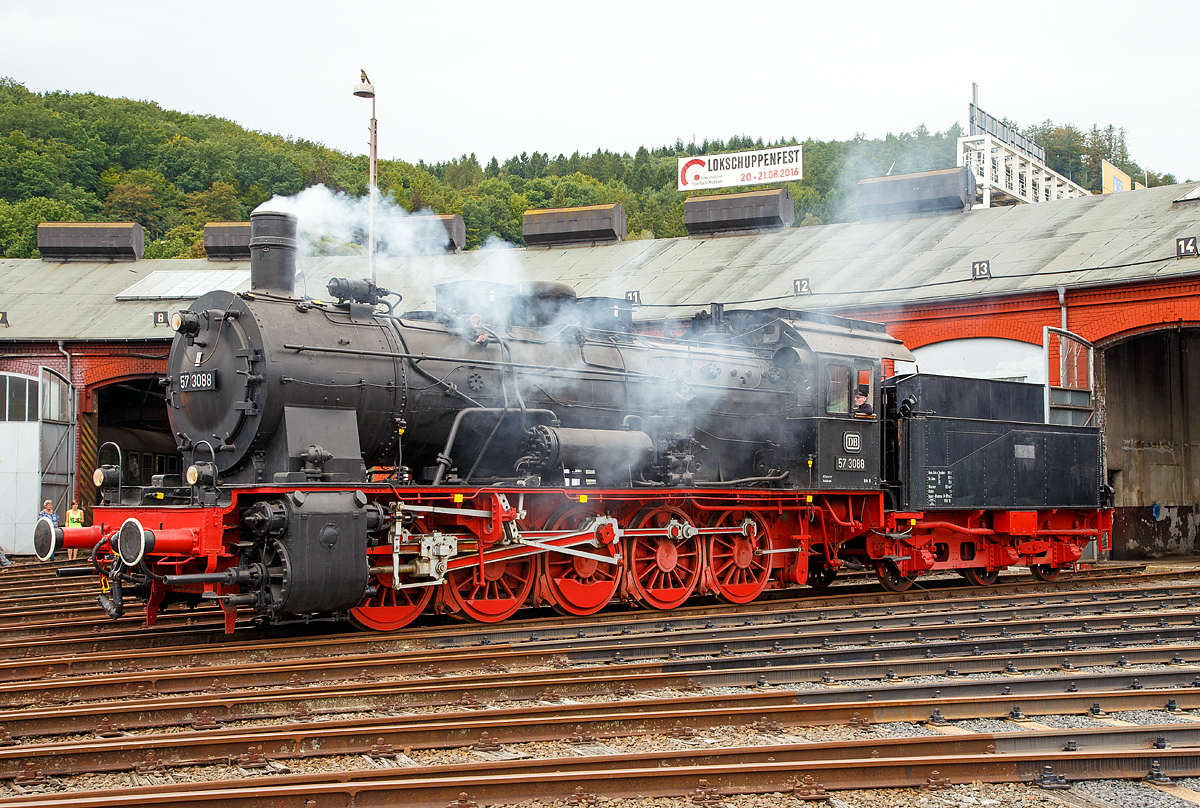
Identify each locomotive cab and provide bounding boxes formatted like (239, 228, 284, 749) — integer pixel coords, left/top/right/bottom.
(710, 308, 912, 491)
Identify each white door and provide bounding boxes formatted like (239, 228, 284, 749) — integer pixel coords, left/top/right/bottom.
(0, 373, 42, 556)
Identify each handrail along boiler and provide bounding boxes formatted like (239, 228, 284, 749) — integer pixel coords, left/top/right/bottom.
(35, 212, 1113, 632)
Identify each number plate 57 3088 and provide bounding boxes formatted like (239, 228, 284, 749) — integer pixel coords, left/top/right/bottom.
(179, 370, 217, 391)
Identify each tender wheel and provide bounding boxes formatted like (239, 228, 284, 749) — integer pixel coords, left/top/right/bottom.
(963, 568, 999, 587)
(807, 561, 837, 590)
(705, 510, 772, 604)
(1030, 564, 1063, 582)
(625, 506, 702, 610)
(877, 560, 915, 592)
(443, 551, 535, 623)
(349, 548, 434, 631)
(539, 506, 621, 616)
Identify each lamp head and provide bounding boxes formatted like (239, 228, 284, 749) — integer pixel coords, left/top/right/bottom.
(354, 69, 375, 98)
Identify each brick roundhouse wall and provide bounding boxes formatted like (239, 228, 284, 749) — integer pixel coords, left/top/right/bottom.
(0, 341, 169, 513)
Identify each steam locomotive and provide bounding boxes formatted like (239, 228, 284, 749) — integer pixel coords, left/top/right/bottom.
(35, 212, 1112, 633)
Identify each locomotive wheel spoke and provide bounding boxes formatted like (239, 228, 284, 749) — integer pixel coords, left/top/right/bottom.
(625, 506, 702, 610)
(444, 554, 534, 623)
(539, 506, 621, 616)
(349, 555, 434, 632)
(877, 559, 915, 592)
(963, 567, 1000, 587)
(350, 524, 435, 631)
(705, 510, 771, 604)
(807, 562, 837, 590)
(1030, 564, 1064, 582)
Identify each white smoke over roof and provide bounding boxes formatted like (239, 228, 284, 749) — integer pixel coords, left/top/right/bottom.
(254, 184, 450, 258)
(254, 184, 532, 311)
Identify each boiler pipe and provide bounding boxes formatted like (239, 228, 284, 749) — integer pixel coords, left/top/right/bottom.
(431, 407, 556, 486)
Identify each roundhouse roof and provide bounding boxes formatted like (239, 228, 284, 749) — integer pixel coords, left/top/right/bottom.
(1, 181, 1198, 342)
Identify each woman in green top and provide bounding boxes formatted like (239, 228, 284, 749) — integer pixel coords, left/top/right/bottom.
(65, 500, 84, 560)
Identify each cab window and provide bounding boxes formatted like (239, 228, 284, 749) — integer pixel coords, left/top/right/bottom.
(825, 365, 851, 414)
(856, 367, 875, 418)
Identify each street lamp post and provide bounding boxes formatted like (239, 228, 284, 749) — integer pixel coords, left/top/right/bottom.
(353, 70, 377, 283)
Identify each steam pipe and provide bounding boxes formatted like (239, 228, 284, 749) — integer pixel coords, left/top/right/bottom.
(162, 568, 258, 587)
(911, 521, 995, 536)
(431, 407, 557, 485)
(464, 375, 512, 483)
(283, 343, 658, 380)
(693, 471, 789, 487)
(55, 566, 99, 578)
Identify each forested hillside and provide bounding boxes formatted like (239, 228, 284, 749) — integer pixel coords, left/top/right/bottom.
(0, 77, 1180, 258)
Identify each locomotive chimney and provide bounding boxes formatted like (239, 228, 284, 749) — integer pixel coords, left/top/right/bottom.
(249, 211, 298, 295)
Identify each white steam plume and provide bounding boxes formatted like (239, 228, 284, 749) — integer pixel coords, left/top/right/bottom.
(254, 184, 452, 258)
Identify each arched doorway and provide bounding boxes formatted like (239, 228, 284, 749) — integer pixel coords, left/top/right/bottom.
(1101, 327, 1200, 558)
(80, 377, 181, 509)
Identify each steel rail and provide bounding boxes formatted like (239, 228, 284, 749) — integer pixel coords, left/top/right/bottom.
(2, 653, 1199, 740)
(5, 595, 1200, 709)
(8, 747, 1200, 807)
(8, 726, 1200, 805)
(4, 610, 1200, 710)
(4, 684, 1200, 780)
(0, 578, 1195, 679)
(0, 567, 1176, 652)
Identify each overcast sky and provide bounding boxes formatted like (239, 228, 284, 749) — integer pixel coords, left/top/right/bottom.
(3, 1, 1197, 182)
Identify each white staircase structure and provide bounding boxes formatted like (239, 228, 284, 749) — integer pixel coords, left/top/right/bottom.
(958, 133, 1091, 208)
(957, 91, 1091, 208)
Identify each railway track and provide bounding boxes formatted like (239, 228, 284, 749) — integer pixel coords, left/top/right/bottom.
(5, 560, 1200, 806)
(5, 731, 1200, 807)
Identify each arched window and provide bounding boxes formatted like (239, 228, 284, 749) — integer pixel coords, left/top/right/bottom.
(40, 369, 71, 424)
(0, 373, 39, 422)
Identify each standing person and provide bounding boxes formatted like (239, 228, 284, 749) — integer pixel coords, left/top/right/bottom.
(65, 500, 84, 561)
(38, 500, 58, 527)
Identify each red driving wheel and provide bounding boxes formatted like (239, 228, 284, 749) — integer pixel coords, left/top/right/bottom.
(443, 550, 534, 623)
(705, 509, 772, 604)
(538, 506, 621, 616)
(625, 506, 702, 610)
(349, 533, 434, 631)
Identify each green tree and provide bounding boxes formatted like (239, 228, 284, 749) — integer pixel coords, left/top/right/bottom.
(444, 153, 483, 190)
(183, 181, 243, 224)
(0, 196, 83, 257)
(102, 182, 160, 232)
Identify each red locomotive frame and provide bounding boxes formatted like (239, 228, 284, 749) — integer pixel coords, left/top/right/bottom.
(55, 487, 1111, 634)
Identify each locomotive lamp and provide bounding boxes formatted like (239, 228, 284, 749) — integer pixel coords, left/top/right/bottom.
(353, 69, 378, 283)
(93, 465, 120, 490)
(170, 310, 201, 337)
(186, 462, 217, 488)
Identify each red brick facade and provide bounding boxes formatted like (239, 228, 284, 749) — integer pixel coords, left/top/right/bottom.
(0, 341, 169, 506)
(835, 277, 1200, 356)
